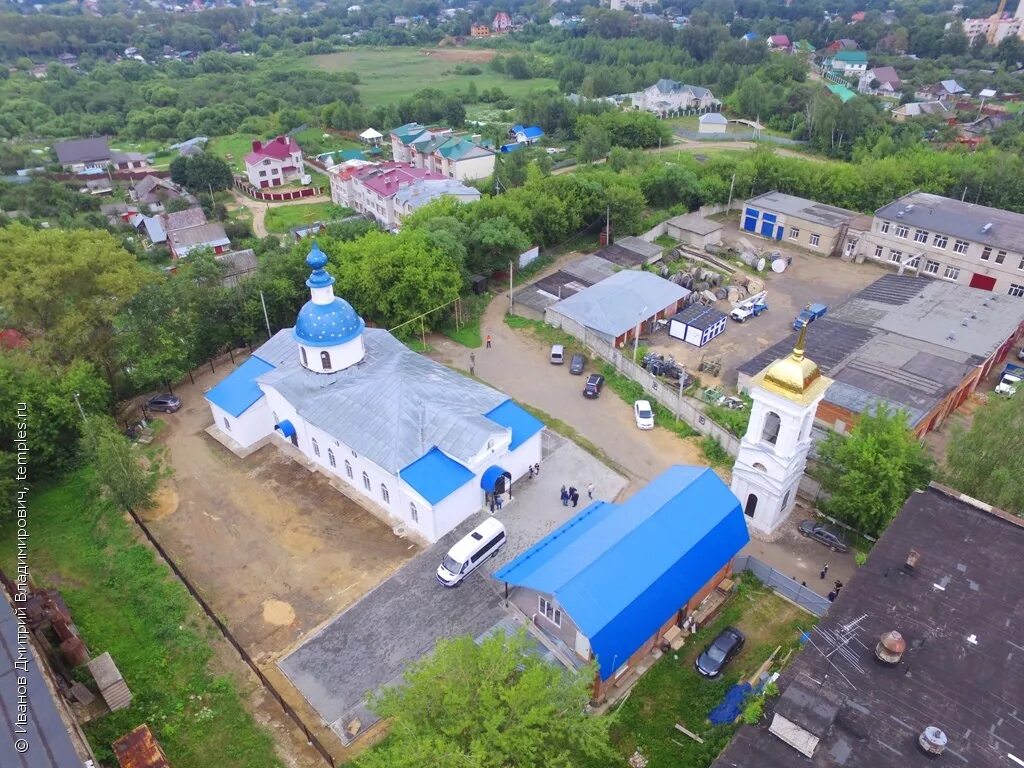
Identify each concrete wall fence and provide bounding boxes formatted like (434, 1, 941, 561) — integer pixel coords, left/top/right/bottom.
(733, 554, 831, 616)
(637, 203, 731, 242)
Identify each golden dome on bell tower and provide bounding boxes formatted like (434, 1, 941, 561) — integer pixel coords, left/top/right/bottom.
(753, 322, 832, 405)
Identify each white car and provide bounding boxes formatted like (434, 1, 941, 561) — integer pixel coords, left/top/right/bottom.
(634, 399, 654, 430)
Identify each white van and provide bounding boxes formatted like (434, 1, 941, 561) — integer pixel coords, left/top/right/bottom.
(436, 517, 507, 587)
(550, 344, 564, 365)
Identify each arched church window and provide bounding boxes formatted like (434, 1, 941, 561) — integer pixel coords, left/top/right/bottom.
(762, 412, 781, 445)
(362, 471, 371, 491)
(410, 503, 418, 523)
(744, 494, 758, 518)
(312, 437, 320, 457)
(223, 417, 231, 431)
(300, 347, 308, 366)
(345, 460, 353, 479)
(321, 350, 332, 369)
(381, 484, 390, 504)
(328, 449, 336, 468)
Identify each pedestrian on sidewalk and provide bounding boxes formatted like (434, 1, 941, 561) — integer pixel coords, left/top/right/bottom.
(470, 352, 475, 365)
(820, 562, 829, 580)
(534, 462, 540, 475)
(529, 465, 535, 479)
(469, 362, 475, 376)
(827, 590, 837, 602)
(587, 483, 594, 499)
(495, 495, 504, 512)
(569, 487, 579, 507)
(560, 486, 569, 506)
(486, 334, 492, 348)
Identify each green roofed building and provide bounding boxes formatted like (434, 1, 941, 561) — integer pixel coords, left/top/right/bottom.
(827, 83, 857, 103)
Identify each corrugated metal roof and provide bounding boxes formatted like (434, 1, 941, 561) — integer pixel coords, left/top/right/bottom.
(258, 329, 510, 473)
(484, 400, 544, 450)
(494, 466, 749, 680)
(547, 270, 690, 339)
(400, 447, 475, 504)
(205, 356, 274, 416)
(672, 304, 727, 330)
(112, 724, 170, 768)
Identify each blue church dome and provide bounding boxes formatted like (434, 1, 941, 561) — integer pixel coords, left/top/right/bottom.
(294, 299, 365, 347)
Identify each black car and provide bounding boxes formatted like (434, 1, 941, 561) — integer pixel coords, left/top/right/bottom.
(798, 519, 849, 553)
(569, 353, 586, 375)
(146, 393, 182, 413)
(695, 626, 745, 678)
(583, 374, 604, 398)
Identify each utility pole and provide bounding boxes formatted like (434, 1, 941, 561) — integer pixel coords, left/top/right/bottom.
(72, 392, 86, 421)
(605, 204, 611, 244)
(509, 260, 514, 310)
(260, 290, 272, 340)
(727, 172, 736, 213)
(632, 306, 648, 364)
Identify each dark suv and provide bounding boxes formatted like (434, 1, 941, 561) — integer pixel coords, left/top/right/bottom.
(583, 374, 604, 399)
(798, 519, 849, 552)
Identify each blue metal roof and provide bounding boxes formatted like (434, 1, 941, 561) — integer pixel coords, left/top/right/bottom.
(276, 419, 296, 438)
(494, 465, 749, 680)
(401, 447, 475, 505)
(205, 356, 275, 416)
(485, 400, 544, 450)
(521, 126, 544, 139)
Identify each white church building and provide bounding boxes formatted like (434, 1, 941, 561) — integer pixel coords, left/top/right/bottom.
(204, 243, 544, 543)
(730, 325, 832, 538)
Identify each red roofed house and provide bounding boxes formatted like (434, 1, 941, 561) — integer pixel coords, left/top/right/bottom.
(850, 10, 866, 22)
(244, 135, 304, 188)
(768, 34, 791, 50)
(492, 11, 512, 32)
(340, 162, 479, 230)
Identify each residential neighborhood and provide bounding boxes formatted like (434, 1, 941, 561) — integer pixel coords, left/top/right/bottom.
(4, 3, 1024, 768)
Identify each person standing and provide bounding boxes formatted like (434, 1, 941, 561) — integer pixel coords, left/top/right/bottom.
(486, 334, 492, 348)
(820, 563, 829, 580)
(469, 361, 475, 376)
(587, 483, 594, 499)
(827, 590, 837, 602)
(560, 486, 569, 506)
(570, 487, 579, 507)
(495, 495, 504, 512)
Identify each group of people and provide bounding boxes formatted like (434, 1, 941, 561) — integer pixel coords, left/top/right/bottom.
(560, 483, 595, 508)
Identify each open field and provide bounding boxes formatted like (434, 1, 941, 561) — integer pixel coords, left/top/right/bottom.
(264, 201, 352, 233)
(207, 133, 259, 172)
(611, 577, 813, 767)
(307, 47, 559, 107)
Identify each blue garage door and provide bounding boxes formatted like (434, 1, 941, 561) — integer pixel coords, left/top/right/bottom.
(775, 226, 784, 240)
(760, 220, 775, 238)
(742, 207, 759, 232)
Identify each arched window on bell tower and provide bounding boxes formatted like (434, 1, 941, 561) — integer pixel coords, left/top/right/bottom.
(321, 350, 332, 370)
(761, 412, 781, 445)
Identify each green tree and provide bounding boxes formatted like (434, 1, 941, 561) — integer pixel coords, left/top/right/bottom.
(0, 225, 146, 378)
(466, 216, 531, 274)
(116, 280, 197, 393)
(576, 119, 611, 163)
(358, 630, 616, 768)
(815, 404, 934, 536)
(169, 152, 233, 193)
(80, 415, 159, 513)
(944, 393, 1024, 515)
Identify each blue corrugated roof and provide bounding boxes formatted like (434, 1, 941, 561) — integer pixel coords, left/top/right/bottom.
(401, 447, 475, 504)
(494, 465, 749, 680)
(522, 126, 544, 139)
(485, 400, 544, 450)
(205, 356, 275, 417)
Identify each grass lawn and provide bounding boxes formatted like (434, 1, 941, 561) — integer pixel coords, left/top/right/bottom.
(307, 47, 559, 108)
(264, 201, 353, 233)
(206, 133, 259, 172)
(610, 577, 813, 767)
(0, 471, 281, 768)
(439, 292, 491, 348)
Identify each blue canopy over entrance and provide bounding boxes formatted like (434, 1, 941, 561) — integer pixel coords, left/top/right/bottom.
(275, 420, 296, 438)
(481, 465, 511, 493)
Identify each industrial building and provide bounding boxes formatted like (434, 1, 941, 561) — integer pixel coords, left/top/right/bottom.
(713, 483, 1024, 768)
(737, 274, 1024, 437)
(741, 192, 864, 256)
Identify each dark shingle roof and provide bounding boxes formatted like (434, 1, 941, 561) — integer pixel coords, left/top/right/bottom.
(54, 137, 111, 165)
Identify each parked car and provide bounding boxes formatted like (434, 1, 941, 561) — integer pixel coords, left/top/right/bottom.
(634, 399, 654, 429)
(583, 374, 604, 398)
(798, 519, 850, 552)
(146, 393, 181, 413)
(793, 302, 827, 330)
(695, 626, 745, 678)
(436, 517, 506, 587)
(550, 344, 564, 365)
(569, 353, 586, 375)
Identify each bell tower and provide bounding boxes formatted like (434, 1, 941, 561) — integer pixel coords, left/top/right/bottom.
(730, 324, 832, 538)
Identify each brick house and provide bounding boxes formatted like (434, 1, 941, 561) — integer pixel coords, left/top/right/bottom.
(244, 136, 304, 188)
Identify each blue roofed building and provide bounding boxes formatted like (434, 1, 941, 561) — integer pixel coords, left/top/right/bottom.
(205, 242, 543, 542)
(494, 465, 749, 700)
(509, 124, 545, 145)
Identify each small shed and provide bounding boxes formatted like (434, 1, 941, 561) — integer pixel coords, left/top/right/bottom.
(88, 652, 132, 712)
(113, 724, 171, 768)
(665, 213, 723, 249)
(698, 113, 728, 134)
(359, 128, 383, 146)
(669, 304, 727, 347)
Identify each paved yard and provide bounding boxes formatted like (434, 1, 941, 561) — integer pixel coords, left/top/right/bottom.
(278, 432, 628, 743)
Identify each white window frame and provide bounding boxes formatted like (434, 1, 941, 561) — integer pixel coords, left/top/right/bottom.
(1009, 283, 1024, 298)
(538, 596, 562, 627)
(943, 265, 961, 280)
(409, 503, 418, 522)
(345, 460, 353, 479)
(312, 437, 320, 457)
(874, 244, 884, 259)
(924, 259, 940, 275)
(995, 250, 1006, 265)
(223, 417, 231, 431)
(932, 234, 948, 249)
(789, 227, 800, 240)
(328, 449, 336, 468)
(894, 224, 908, 239)
(953, 239, 969, 254)
(981, 246, 992, 261)
(362, 471, 371, 491)
(381, 484, 390, 504)
(913, 229, 928, 243)
(880, 220, 890, 234)
(906, 255, 920, 268)
(809, 233, 820, 247)
(889, 249, 902, 264)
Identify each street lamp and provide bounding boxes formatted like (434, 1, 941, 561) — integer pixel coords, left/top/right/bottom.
(72, 391, 86, 421)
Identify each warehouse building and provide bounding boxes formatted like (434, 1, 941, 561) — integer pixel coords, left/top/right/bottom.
(741, 192, 864, 256)
(737, 274, 1024, 437)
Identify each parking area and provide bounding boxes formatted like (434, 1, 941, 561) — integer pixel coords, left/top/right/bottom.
(647, 223, 885, 388)
(277, 431, 628, 744)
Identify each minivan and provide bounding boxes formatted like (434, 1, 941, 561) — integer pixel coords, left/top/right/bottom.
(550, 344, 565, 365)
(436, 517, 507, 587)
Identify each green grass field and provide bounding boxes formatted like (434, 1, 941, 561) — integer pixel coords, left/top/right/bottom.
(264, 202, 353, 233)
(206, 133, 260, 172)
(307, 48, 559, 108)
(0, 471, 281, 768)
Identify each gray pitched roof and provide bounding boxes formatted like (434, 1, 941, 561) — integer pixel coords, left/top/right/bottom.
(162, 206, 207, 232)
(54, 137, 110, 165)
(256, 328, 510, 473)
(874, 191, 1024, 255)
(168, 221, 228, 248)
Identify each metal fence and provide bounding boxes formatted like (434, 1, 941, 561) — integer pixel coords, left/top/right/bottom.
(733, 554, 831, 617)
(675, 129, 807, 147)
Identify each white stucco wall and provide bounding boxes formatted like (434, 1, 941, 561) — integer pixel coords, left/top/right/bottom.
(425, 477, 483, 542)
(453, 153, 496, 181)
(208, 398, 272, 448)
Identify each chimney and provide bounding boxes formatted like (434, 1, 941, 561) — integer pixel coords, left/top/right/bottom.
(903, 549, 920, 573)
(918, 727, 947, 757)
(252, 140, 262, 152)
(875, 631, 906, 664)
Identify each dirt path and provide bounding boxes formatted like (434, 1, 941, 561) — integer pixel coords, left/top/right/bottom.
(230, 191, 333, 238)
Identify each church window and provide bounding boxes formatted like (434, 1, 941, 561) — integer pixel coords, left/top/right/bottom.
(328, 449, 336, 468)
(782, 490, 791, 510)
(363, 471, 371, 491)
(312, 438, 320, 457)
(761, 412, 781, 445)
(300, 347, 308, 366)
(410, 503, 418, 522)
(345, 460, 353, 479)
(321, 350, 332, 369)
(223, 417, 231, 431)
(744, 494, 758, 517)
(381, 484, 390, 504)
